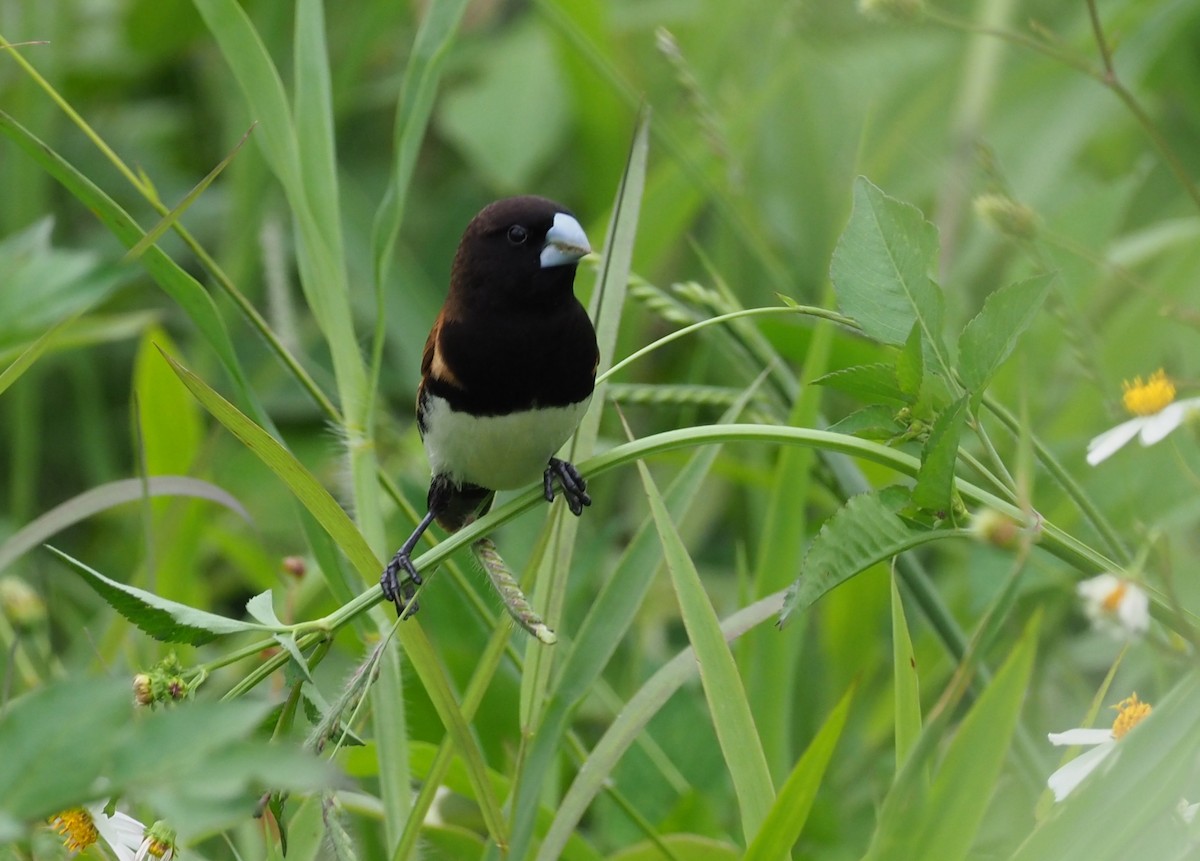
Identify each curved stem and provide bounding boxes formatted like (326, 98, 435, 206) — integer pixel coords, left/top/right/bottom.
(308, 423, 1124, 637)
(596, 306, 861, 385)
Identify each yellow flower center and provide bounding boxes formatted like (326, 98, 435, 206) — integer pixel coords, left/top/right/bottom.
(1101, 581, 1127, 613)
(1111, 693, 1152, 739)
(1122, 370, 1175, 416)
(49, 808, 98, 852)
(148, 837, 172, 858)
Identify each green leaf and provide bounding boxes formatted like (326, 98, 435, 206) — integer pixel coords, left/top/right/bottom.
(743, 685, 854, 860)
(896, 321, 924, 400)
(134, 326, 203, 477)
(160, 350, 378, 579)
(911, 395, 969, 515)
(0, 677, 332, 833)
(370, 0, 471, 287)
(46, 546, 269, 644)
(827, 404, 906, 439)
(891, 574, 922, 774)
(812, 363, 908, 405)
(782, 489, 961, 622)
(957, 273, 1052, 395)
(123, 126, 254, 264)
(0, 111, 263, 421)
(533, 380, 767, 861)
(831, 178, 949, 374)
(537, 595, 783, 861)
(865, 614, 1039, 861)
(0, 218, 126, 347)
(635, 456, 775, 842)
(191, 0, 299, 189)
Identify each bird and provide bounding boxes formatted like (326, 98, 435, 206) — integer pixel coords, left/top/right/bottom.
(381, 196, 598, 617)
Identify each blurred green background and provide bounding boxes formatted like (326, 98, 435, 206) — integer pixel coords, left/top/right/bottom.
(3, 0, 1200, 858)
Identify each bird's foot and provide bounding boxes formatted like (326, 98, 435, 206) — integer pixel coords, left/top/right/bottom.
(381, 552, 423, 618)
(544, 457, 591, 516)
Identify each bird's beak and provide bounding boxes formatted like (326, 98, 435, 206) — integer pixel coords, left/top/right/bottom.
(540, 212, 592, 268)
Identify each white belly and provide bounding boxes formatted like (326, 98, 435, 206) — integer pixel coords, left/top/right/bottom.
(422, 394, 592, 490)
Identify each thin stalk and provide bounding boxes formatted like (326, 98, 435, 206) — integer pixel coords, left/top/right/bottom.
(925, 7, 1200, 214)
(596, 305, 861, 385)
(982, 394, 1130, 564)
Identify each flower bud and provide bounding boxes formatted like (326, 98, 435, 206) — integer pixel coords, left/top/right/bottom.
(0, 576, 46, 631)
(974, 193, 1039, 240)
(859, 0, 924, 21)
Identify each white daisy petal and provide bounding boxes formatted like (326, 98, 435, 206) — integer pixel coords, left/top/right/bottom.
(1116, 585, 1150, 635)
(1047, 741, 1117, 801)
(1048, 728, 1114, 746)
(1138, 402, 1187, 445)
(89, 807, 145, 861)
(1086, 418, 1146, 465)
(1076, 573, 1121, 603)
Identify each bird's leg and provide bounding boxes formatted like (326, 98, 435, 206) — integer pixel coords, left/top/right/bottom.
(544, 457, 591, 516)
(381, 509, 436, 618)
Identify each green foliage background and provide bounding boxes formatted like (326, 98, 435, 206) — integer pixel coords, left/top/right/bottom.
(2, 0, 1200, 859)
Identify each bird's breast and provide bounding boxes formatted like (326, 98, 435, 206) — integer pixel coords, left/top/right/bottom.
(420, 392, 592, 491)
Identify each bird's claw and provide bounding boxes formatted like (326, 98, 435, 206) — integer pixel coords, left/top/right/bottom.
(381, 553, 422, 618)
(544, 457, 591, 517)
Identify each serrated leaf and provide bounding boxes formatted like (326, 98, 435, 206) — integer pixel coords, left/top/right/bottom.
(827, 405, 905, 439)
(813, 363, 908, 404)
(911, 395, 969, 515)
(273, 632, 313, 683)
(245, 590, 280, 626)
(957, 273, 1052, 395)
(896, 322, 924, 399)
(830, 178, 950, 377)
(247, 586, 303, 682)
(47, 546, 268, 644)
(0, 677, 332, 826)
(782, 490, 959, 622)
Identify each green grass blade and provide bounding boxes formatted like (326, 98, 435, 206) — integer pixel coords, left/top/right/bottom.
(370, 0, 471, 287)
(0, 110, 262, 420)
(191, 0, 300, 188)
(743, 685, 855, 861)
(537, 593, 784, 861)
(866, 614, 1040, 861)
(122, 125, 255, 264)
(0, 476, 249, 574)
(518, 109, 650, 733)
(293, 0, 344, 267)
(634, 453, 775, 842)
(744, 298, 834, 779)
(891, 573, 923, 774)
(1011, 671, 1200, 861)
(514, 377, 769, 861)
(0, 311, 78, 398)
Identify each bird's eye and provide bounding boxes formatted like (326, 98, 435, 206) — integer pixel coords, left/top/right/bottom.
(506, 225, 528, 245)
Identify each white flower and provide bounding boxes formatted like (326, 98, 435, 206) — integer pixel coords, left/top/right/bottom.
(1087, 370, 1200, 465)
(1077, 573, 1150, 639)
(50, 806, 145, 860)
(1047, 693, 1152, 801)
